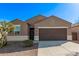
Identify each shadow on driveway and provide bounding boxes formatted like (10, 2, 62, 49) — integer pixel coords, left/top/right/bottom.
(38, 41, 67, 48)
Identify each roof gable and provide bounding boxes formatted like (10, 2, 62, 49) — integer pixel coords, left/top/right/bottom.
(34, 15, 71, 27)
(26, 15, 46, 25)
(10, 19, 23, 23)
(10, 19, 26, 25)
(48, 16, 72, 24)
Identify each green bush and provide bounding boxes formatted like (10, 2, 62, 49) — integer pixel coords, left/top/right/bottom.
(23, 40, 33, 47)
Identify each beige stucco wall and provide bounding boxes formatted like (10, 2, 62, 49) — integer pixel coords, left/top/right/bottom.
(34, 16, 72, 40)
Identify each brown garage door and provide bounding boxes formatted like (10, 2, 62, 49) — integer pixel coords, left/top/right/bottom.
(39, 28, 67, 41)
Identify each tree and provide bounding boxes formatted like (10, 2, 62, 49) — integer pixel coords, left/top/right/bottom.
(0, 21, 14, 48)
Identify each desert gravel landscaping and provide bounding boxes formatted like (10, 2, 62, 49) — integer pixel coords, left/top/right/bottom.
(0, 41, 38, 56)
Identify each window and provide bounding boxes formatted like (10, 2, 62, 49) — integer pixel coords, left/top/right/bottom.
(29, 25, 33, 28)
(14, 25, 21, 35)
(15, 31, 20, 35)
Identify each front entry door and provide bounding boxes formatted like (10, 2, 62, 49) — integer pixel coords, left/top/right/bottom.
(29, 28, 34, 40)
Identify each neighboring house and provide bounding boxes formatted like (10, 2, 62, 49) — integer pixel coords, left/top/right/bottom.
(8, 15, 73, 41)
(71, 24, 79, 40)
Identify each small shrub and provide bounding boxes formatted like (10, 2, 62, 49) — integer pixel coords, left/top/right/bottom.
(23, 40, 33, 47)
(0, 43, 3, 48)
(0, 40, 7, 48)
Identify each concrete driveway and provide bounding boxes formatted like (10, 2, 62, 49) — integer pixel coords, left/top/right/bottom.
(38, 41, 79, 56)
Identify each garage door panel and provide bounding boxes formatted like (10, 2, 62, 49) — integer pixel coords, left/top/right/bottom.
(39, 28, 67, 41)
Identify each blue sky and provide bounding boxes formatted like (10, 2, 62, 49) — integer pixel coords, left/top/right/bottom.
(0, 3, 79, 24)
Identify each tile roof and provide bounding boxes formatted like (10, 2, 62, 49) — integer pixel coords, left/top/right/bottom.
(26, 15, 46, 25)
(10, 18, 24, 23)
(48, 16, 72, 24)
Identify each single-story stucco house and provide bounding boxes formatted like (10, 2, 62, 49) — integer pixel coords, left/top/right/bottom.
(7, 15, 74, 41)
